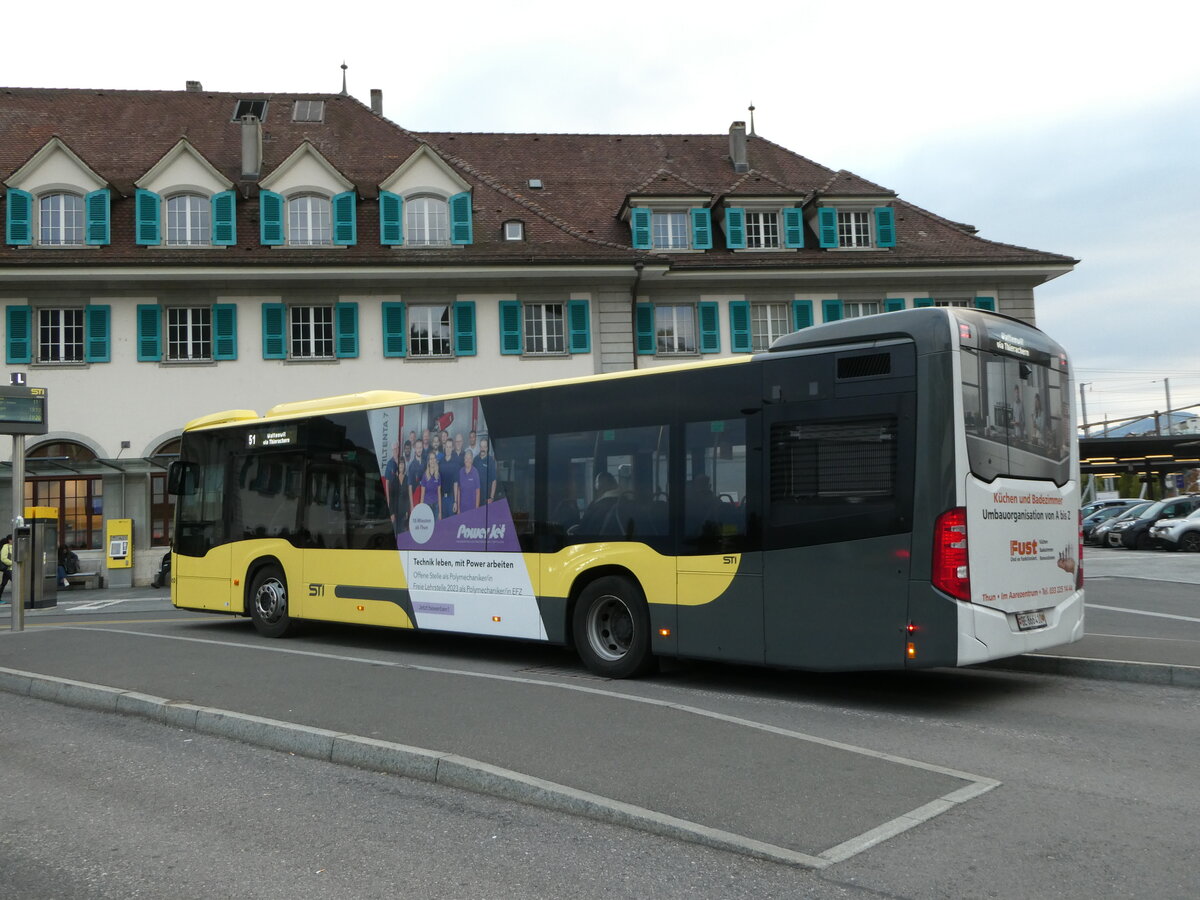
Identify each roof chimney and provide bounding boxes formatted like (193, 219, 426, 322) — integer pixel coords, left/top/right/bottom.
(186, 80, 203, 92)
(729, 121, 749, 173)
(241, 114, 262, 180)
(370, 89, 383, 115)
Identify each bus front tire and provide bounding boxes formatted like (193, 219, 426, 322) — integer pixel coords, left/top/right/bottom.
(572, 576, 655, 678)
(249, 566, 295, 638)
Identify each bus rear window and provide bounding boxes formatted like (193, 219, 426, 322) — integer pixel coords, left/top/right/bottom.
(961, 346, 1070, 484)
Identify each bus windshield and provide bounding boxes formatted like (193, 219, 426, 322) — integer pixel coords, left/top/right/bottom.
(960, 319, 1071, 485)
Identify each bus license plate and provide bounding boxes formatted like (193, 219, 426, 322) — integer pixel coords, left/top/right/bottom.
(1015, 610, 1047, 631)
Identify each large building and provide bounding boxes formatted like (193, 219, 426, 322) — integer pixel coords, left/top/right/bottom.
(0, 83, 1076, 584)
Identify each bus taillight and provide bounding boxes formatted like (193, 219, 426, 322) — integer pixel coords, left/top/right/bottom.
(933, 507, 971, 601)
(1077, 511, 1085, 591)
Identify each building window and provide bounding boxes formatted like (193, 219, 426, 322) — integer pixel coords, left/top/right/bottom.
(745, 212, 780, 249)
(504, 220, 524, 241)
(843, 301, 882, 319)
(233, 99, 267, 121)
(406, 197, 450, 246)
(167, 307, 212, 360)
(751, 303, 790, 352)
(37, 308, 84, 362)
(150, 472, 176, 547)
(26, 440, 104, 550)
(38, 193, 84, 246)
(934, 299, 972, 308)
(165, 194, 211, 246)
(289, 305, 334, 358)
(656, 305, 697, 355)
(408, 304, 452, 358)
(652, 212, 690, 250)
(292, 100, 325, 122)
(837, 210, 872, 248)
(287, 194, 332, 246)
(524, 303, 566, 355)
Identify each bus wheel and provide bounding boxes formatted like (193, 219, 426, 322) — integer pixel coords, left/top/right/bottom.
(572, 576, 655, 678)
(249, 566, 295, 638)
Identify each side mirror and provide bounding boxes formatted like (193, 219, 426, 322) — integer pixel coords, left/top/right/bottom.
(167, 460, 198, 496)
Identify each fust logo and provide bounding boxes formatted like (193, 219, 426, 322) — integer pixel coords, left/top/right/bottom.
(1010, 540, 1038, 557)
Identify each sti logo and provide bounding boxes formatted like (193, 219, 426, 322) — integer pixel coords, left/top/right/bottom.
(1010, 540, 1039, 558)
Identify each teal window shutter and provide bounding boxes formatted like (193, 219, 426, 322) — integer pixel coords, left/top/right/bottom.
(499, 300, 523, 355)
(6, 305, 32, 363)
(449, 192, 473, 245)
(724, 208, 746, 249)
(818, 207, 838, 248)
(333, 191, 357, 245)
(213, 304, 238, 360)
(885, 298, 906, 312)
(690, 208, 713, 250)
(453, 301, 476, 355)
(630, 208, 652, 249)
(729, 301, 751, 353)
(914, 297, 933, 308)
(792, 300, 813, 331)
(85, 305, 111, 363)
(974, 296, 996, 311)
(136, 305, 162, 361)
(334, 302, 359, 357)
(379, 191, 404, 246)
(382, 302, 407, 357)
(822, 300, 843, 323)
(85, 189, 111, 245)
(211, 191, 237, 246)
(135, 189, 161, 246)
(782, 208, 804, 248)
(635, 303, 655, 354)
(698, 302, 720, 353)
(568, 299, 591, 353)
(5, 189, 32, 245)
(874, 207, 896, 247)
(262, 303, 287, 358)
(260, 191, 284, 245)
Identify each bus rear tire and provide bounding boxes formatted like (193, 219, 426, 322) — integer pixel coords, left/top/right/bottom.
(572, 576, 655, 678)
(249, 566, 296, 638)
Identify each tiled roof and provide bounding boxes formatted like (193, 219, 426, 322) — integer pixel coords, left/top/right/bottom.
(0, 86, 1076, 269)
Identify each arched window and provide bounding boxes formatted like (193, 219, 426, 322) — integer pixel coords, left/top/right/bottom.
(406, 196, 449, 246)
(39, 192, 85, 246)
(287, 194, 332, 246)
(26, 441, 103, 549)
(165, 193, 211, 246)
(150, 438, 181, 547)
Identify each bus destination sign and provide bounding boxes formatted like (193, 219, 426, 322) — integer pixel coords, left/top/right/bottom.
(247, 425, 298, 449)
(0, 385, 48, 435)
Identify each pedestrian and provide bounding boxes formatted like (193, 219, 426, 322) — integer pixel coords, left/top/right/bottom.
(0, 535, 12, 600)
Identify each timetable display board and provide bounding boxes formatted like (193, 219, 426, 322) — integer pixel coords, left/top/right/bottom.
(0, 385, 47, 435)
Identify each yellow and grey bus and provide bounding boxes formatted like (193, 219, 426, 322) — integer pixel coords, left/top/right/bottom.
(169, 307, 1084, 677)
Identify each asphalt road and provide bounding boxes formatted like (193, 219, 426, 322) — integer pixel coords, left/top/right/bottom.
(2, 556, 1198, 897)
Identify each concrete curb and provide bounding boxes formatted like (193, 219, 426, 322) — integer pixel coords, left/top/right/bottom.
(0, 666, 825, 869)
(983, 653, 1200, 688)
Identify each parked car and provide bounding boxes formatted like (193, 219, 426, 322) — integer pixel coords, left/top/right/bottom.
(1082, 504, 1140, 543)
(1090, 501, 1154, 547)
(1149, 506, 1200, 552)
(1107, 496, 1200, 550)
(1081, 498, 1142, 519)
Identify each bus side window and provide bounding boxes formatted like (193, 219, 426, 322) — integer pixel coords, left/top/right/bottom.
(683, 419, 747, 554)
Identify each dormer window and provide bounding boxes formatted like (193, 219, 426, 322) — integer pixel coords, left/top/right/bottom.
(165, 193, 211, 246)
(39, 192, 85, 246)
(504, 220, 524, 241)
(745, 211, 779, 249)
(816, 206, 897, 249)
(838, 210, 872, 248)
(287, 194, 332, 246)
(292, 100, 325, 123)
(406, 195, 449, 246)
(723, 206, 804, 250)
(630, 207, 712, 251)
(653, 212, 689, 250)
(233, 99, 267, 121)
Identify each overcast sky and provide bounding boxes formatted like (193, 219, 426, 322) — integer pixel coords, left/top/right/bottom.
(8, 0, 1198, 427)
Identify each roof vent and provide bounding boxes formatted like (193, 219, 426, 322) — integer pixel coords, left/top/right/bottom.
(185, 80, 203, 92)
(528, 178, 543, 189)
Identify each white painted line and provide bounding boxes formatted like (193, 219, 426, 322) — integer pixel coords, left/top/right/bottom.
(67, 599, 129, 612)
(1087, 603, 1200, 625)
(9, 626, 1001, 866)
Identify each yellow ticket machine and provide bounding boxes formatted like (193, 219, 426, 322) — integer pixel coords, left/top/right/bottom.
(106, 518, 134, 588)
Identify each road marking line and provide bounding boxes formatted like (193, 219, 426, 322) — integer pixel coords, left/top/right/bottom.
(4, 626, 1000, 867)
(1087, 603, 1200, 624)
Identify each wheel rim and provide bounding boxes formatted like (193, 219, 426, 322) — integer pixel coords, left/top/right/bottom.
(584, 593, 635, 662)
(254, 577, 287, 625)
(1182, 534, 1200, 552)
